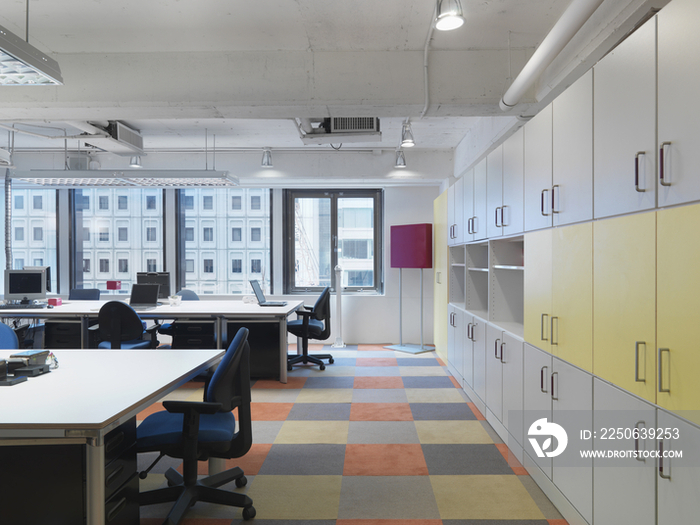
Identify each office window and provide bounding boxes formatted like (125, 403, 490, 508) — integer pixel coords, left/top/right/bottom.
(203, 259, 214, 273)
(99, 259, 109, 273)
(146, 227, 157, 242)
(33, 195, 43, 210)
(185, 259, 194, 273)
(203, 227, 214, 242)
(146, 195, 156, 210)
(232, 259, 242, 273)
(185, 227, 194, 242)
(99, 228, 109, 242)
(146, 259, 157, 272)
(33, 258, 43, 266)
(83, 227, 90, 242)
(15, 195, 23, 210)
(203, 196, 213, 210)
(15, 227, 24, 241)
(80, 195, 90, 210)
(33, 227, 43, 241)
(118, 196, 128, 210)
(251, 227, 261, 242)
(99, 196, 109, 210)
(179, 189, 271, 295)
(284, 189, 382, 292)
(251, 259, 261, 273)
(14, 258, 24, 269)
(251, 195, 261, 210)
(184, 195, 194, 210)
(118, 259, 129, 273)
(118, 227, 128, 242)
(83, 259, 91, 273)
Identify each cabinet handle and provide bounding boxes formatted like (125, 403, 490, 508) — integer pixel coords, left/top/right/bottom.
(494, 338, 501, 360)
(500, 341, 506, 364)
(659, 441, 671, 480)
(541, 189, 550, 216)
(472, 216, 478, 234)
(635, 342, 646, 383)
(495, 207, 501, 227)
(551, 371, 559, 401)
(658, 348, 670, 393)
(659, 142, 672, 187)
(472, 323, 477, 341)
(634, 421, 646, 463)
(634, 152, 646, 192)
(551, 316, 559, 346)
(541, 313, 549, 342)
(552, 184, 560, 214)
(540, 365, 548, 393)
(467, 322, 472, 340)
(501, 205, 507, 227)
(466, 218, 471, 234)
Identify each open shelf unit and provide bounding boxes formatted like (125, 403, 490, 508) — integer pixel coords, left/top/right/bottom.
(489, 236, 524, 337)
(449, 246, 466, 307)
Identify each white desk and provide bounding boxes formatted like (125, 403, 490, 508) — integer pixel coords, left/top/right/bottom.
(0, 348, 223, 525)
(0, 299, 302, 383)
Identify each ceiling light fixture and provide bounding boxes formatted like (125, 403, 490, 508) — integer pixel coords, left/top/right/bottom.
(435, 0, 465, 31)
(0, 148, 14, 168)
(394, 150, 407, 169)
(261, 148, 273, 168)
(11, 170, 239, 188)
(401, 122, 415, 148)
(129, 155, 142, 168)
(0, 24, 63, 86)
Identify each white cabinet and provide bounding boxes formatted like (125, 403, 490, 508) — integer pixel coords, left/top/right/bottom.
(592, 379, 656, 525)
(486, 145, 504, 239)
(658, 0, 700, 207)
(523, 104, 553, 232)
(463, 313, 484, 390)
(471, 314, 488, 404)
(593, 17, 656, 218)
(502, 127, 525, 236)
(447, 176, 465, 245)
(523, 343, 553, 477)
(447, 305, 464, 383)
(552, 69, 593, 226)
(472, 157, 488, 240)
(486, 324, 505, 421)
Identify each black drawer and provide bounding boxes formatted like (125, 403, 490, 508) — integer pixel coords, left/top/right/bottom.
(45, 320, 82, 336)
(105, 448, 136, 500)
(105, 474, 139, 525)
(172, 335, 216, 349)
(171, 321, 216, 336)
(104, 418, 136, 465)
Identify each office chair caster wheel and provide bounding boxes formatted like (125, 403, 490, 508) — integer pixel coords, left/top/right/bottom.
(288, 364, 293, 371)
(235, 475, 247, 488)
(242, 505, 256, 520)
(320, 364, 326, 370)
(328, 358, 334, 364)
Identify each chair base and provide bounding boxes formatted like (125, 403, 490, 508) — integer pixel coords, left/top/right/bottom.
(287, 352, 334, 371)
(140, 466, 255, 524)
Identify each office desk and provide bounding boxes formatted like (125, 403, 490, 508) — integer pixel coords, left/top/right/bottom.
(0, 299, 302, 382)
(0, 348, 223, 525)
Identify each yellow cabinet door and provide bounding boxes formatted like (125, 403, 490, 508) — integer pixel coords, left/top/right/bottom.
(552, 222, 593, 371)
(593, 213, 656, 402)
(657, 203, 700, 418)
(524, 229, 552, 352)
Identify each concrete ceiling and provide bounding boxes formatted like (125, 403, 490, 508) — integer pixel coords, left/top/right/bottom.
(0, 0, 664, 160)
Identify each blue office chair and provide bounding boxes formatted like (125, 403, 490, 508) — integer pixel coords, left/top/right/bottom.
(68, 288, 101, 300)
(137, 327, 255, 522)
(0, 322, 19, 349)
(158, 289, 200, 337)
(96, 301, 158, 349)
(287, 286, 334, 370)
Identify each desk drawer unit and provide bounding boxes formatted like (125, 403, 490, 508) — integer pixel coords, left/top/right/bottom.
(44, 319, 98, 349)
(171, 320, 216, 349)
(104, 418, 139, 524)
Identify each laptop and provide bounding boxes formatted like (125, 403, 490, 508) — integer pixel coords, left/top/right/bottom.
(129, 283, 161, 310)
(249, 280, 287, 307)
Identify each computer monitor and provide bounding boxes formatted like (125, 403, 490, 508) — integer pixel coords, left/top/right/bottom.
(23, 266, 52, 293)
(136, 272, 171, 299)
(4, 269, 48, 302)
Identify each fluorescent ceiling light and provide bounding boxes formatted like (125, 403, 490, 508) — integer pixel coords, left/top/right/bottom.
(0, 25, 63, 85)
(435, 0, 465, 31)
(10, 170, 239, 188)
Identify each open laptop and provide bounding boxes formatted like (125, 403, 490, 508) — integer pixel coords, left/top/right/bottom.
(249, 280, 287, 307)
(129, 283, 161, 310)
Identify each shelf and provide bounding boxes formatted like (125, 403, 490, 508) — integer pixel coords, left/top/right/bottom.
(468, 267, 488, 272)
(451, 263, 466, 268)
(493, 265, 524, 271)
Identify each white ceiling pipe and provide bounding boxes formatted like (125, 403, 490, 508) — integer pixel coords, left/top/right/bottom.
(500, 0, 605, 112)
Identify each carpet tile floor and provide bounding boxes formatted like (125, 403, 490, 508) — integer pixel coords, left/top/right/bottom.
(137, 344, 568, 525)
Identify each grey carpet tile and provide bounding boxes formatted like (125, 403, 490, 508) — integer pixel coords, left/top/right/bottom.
(396, 357, 442, 366)
(347, 421, 421, 444)
(257, 444, 346, 475)
(410, 402, 478, 420)
(286, 402, 352, 420)
(422, 444, 515, 475)
(402, 375, 460, 388)
(351, 388, 409, 403)
(303, 376, 355, 389)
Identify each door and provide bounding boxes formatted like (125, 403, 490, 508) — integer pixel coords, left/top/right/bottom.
(462, 167, 475, 242)
(453, 176, 464, 245)
(472, 157, 488, 241)
(502, 332, 524, 447)
(463, 314, 475, 388)
(502, 127, 524, 236)
(593, 213, 656, 402)
(523, 104, 553, 232)
(552, 69, 593, 226)
(522, 343, 552, 478)
(472, 315, 487, 404)
(523, 229, 552, 352)
(593, 17, 656, 218)
(486, 146, 504, 239)
(485, 324, 504, 421)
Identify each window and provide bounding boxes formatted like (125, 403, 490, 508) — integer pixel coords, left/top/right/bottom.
(15, 196, 23, 210)
(33, 258, 43, 266)
(83, 226, 90, 242)
(83, 259, 91, 273)
(185, 227, 194, 242)
(118, 196, 128, 210)
(33, 195, 43, 210)
(203, 259, 214, 273)
(33, 227, 43, 241)
(118, 227, 128, 242)
(99, 259, 109, 273)
(251, 195, 261, 210)
(251, 227, 261, 242)
(99, 228, 109, 242)
(203, 227, 214, 242)
(81, 195, 90, 210)
(251, 259, 261, 273)
(232, 196, 242, 210)
(146, 195, 156, 210)
(15, 227, 24, 241)
(203, 196, 213, 210)
(284, 189, 382, 292)
(147, 259, 157, 272)
(185, 259, 194, 273)
(184, 196, 194, 210)
(118, 259, 129, 273)
(232, 228, 242, 242)
(14, 258, 24, 270)
(99, 196, 109, 210)
(232, 259, 242, 273)
(146, 227, 157, 242)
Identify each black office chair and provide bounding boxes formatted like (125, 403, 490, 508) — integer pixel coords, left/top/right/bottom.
(96, 301, 159, 349)
(158, 289, 200, 338)
(137, 327, 255, 523)
(68, 288, 101, 300)
(287, 286, 334, 371)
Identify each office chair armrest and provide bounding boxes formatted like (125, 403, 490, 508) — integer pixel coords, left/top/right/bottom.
(163, 400, 223, 415)
(295, 308, 313, 318)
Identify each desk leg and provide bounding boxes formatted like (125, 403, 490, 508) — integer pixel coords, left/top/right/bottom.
(86, 439, 106, 525)
(81, 316, 90, 349)
(280, 317, 288, 384)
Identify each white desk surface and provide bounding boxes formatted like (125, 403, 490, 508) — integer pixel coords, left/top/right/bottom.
(0, 299, 303, 319)
(0, 349, 223, 436)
